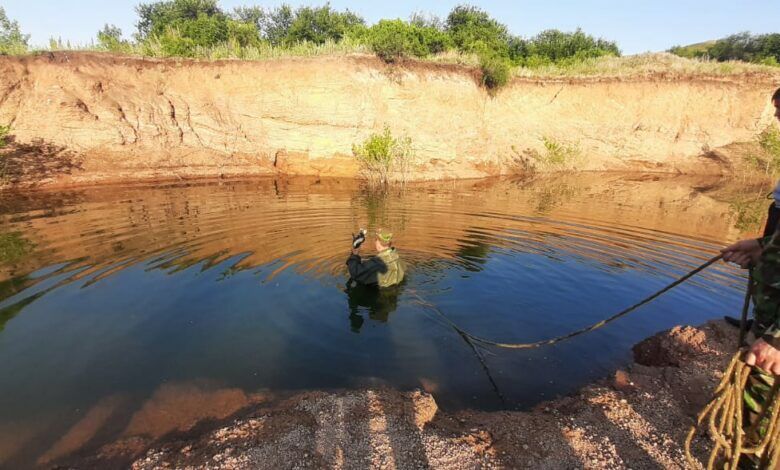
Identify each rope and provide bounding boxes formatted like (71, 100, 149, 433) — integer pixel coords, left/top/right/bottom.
(738, 270, 753, 348)
(685, 351, 780, 469)
(412, 253, 724, 350)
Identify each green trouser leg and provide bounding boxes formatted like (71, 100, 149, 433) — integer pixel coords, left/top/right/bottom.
(742, 368, 776, 468)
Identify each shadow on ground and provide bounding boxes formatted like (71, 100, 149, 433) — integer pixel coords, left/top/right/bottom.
(1, 136, 83, 185)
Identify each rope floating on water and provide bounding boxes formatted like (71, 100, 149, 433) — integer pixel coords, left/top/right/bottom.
(685, 351, 780, 469)
(413, 253, 725, 350)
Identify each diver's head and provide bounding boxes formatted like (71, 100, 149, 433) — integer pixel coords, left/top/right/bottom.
(774, 87, 780, 122)
(375, 229, 393, 251)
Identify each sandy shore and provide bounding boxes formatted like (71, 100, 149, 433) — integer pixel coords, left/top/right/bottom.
(59, 320, 737, 469)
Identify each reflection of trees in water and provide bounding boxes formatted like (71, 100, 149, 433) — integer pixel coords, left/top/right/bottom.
(353, 187, 409, 234)
(0, 232, 33, 265)
(727, 188, 772, 234)
(532, 182, 581, 215)
(0, 288, 40, 332)
(455, 238, 492, 272)
(509, 176, 582, 215)
(729, 197, 769, 234)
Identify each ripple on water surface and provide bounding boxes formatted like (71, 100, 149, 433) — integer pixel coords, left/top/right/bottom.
(0, 173, 757, 467)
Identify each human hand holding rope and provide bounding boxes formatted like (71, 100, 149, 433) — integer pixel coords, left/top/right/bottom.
(746, 339, 780, 375)
(721, 239, 762, 269)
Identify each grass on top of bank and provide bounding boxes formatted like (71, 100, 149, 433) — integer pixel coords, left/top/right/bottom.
(4, 2, 779, 92)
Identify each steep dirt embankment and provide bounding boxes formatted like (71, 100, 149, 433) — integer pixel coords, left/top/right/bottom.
(0, 52, 778, 186)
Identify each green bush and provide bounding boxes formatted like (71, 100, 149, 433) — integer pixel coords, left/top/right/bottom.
(352, 127, 413, 184)
(0, 7, 29, 55)
(755, 126, 780, 175)
(283, 5, 363, 46)
(137, 0, 263, 51)
(97, 24, 134, 53)
(445, 5, 510, 57)
(526, 28, 620, 62)
(365, 20, 414, 62)
(0, 124, 9, 148)
(541, 136, 578, 165)
(479, 52, 510, 90)
(522, 136, 580, 169)
(364, 19, 451, 62)
(136, 0, 224, 39)
(226, 19, 262, 47)
(152, 28, 198, 57)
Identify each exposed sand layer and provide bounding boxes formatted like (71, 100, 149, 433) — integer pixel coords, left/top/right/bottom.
(54, 320, 737, 469)
(1, 52, 778, 187)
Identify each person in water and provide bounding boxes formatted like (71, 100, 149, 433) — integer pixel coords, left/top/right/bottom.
(720, 87, 780, 466)
(346, 229, 405, 288)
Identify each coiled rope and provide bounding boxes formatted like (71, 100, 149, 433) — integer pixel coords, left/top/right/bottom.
(412, 253, 724, 350)
(411, 252, 780, 468)
(685, 351, 780, 469)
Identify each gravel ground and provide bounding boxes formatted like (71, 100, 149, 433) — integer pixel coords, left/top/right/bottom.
(76, 320, 737, 469)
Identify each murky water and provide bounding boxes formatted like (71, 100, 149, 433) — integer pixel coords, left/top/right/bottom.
(0, 173, 764, 466)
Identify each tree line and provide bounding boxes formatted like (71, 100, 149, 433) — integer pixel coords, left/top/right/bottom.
(0, 2, 622, 89)
(670, 32, 780, 66)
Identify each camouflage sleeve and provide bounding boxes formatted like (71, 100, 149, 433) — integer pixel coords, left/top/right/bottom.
(756, 232, 780, 348)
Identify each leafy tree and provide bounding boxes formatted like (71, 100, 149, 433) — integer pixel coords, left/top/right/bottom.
(409, 12, 444, 30)
(527, 28, 620, 62)
(0, 7, 29, 54)
(136, 0, 224, 39)
(284, 4, 364, 45)
(262, 5, 294, 45)
(365, 19, 452, 63)
(226, 19, 261, 47)
(507, 36, 529, 63)
(232, 5, 264, 27)
(97, 24, 133, 53)
(445, 5, 510, 56)
(136, 0, 263, 52)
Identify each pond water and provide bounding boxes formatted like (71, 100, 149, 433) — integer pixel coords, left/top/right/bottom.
(0, 173, 763, 466)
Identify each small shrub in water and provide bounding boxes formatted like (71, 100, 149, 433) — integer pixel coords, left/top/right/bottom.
(541, 136, 578, 166)
(521, 136, 580, 171)
(352, 127, 413, 184)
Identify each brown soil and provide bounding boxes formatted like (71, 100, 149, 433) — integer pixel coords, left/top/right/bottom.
(1, 52, 778, 189)
(61, 320, 738, 469)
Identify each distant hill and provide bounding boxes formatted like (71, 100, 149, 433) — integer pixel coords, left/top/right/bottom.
(668, 40, 717, 58)
(669, 33, 779, 65)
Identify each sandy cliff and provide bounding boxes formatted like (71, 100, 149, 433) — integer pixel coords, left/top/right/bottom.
(0, 52, 778, 186)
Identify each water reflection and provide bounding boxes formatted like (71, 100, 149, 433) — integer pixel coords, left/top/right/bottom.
(346, 282, 404, 333)
(0, 173, 764, 467)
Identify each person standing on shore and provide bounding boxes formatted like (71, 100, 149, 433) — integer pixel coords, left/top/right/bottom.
(720, 87, 780, 466)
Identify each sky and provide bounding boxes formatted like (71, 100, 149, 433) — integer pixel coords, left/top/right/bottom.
(3, 0, 778, 55)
